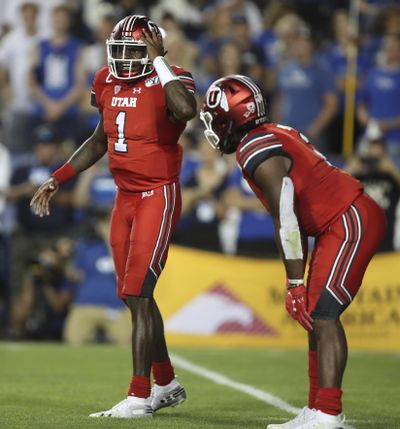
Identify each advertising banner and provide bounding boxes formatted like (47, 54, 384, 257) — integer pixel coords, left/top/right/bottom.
(156, 246, 400, 350)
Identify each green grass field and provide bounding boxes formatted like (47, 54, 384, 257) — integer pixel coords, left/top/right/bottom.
(0, 343, 399, 429)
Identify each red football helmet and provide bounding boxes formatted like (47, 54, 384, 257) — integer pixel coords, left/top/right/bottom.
(200, 75, 269, 153)
(106, 15, 162, 80)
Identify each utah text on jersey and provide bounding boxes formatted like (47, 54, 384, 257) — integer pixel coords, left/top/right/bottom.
(111, 97, 137, 107)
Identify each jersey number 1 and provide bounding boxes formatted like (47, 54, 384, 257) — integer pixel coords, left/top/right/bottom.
(114, 111, 127, 153)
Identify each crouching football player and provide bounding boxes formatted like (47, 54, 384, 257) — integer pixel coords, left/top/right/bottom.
(200, 75, 385, 429)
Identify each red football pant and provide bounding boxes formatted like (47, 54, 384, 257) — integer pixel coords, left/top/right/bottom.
(307, 193, 386, 318)
(110, 182, 181, 299)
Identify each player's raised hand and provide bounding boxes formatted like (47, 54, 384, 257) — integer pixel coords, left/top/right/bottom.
(30, 177, 59, 217)
(285, 283, 313, 331)
(141, 28, 165, 61)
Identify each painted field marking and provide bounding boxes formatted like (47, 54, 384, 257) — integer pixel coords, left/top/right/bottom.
(171, 354, 357, 429)
(171, 353, 301, 414)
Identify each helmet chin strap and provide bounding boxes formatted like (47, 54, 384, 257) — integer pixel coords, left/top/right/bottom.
(220, 121, 241, 154)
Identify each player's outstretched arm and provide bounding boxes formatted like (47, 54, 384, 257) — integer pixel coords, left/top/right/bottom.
(30, 114, 108, 217)
(253, 157, 313, 331)
(141, 29, 196, 122)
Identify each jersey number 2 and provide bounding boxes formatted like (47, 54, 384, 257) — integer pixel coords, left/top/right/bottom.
(114, 111, 127, 153)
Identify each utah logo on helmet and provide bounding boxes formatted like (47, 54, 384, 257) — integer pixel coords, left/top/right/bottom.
(200, 75, 269, 154)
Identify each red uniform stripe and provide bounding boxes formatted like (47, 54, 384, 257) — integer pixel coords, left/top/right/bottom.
(331, 206, 361, 303)
(157, 182, 177, 271)
(239, 139, 280, 165)
(149, 185, 170, 278)
(329, 211, 356, 303)
(325, 206, 362, 305)
(152, 183, 176, 276)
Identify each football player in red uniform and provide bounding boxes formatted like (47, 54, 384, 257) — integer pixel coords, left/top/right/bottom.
(200, 75, 386, 429)
(31, 15, 196, 418)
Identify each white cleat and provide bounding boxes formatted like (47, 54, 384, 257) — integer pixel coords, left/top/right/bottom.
(295, 410, 345, 429)
(89, 396, 153, 418)
(267, 407, 316, 428)
(151, 377, 187, 411)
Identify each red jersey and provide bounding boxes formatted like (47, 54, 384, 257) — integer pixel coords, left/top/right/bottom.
(91, 65, 195, 192)
(236, 123, 363, 236)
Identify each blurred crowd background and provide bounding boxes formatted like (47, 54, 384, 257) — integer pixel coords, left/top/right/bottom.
(0, 0, 399, 343)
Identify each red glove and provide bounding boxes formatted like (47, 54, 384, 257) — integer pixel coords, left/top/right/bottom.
(285, 282, 313, 331)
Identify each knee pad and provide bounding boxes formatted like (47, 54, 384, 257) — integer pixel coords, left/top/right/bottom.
(311, 289, 346, 320)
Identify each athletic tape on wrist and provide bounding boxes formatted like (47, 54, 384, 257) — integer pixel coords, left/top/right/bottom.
(287, 279, 304, 288)
(153, 56, 179, 87)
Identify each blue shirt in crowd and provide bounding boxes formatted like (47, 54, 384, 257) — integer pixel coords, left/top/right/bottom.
(322, 43, 372, 111)
(35, 37, 81, 118)
(89, 171, 116, 208)
(278, 59, 336, 132)
(65, 239, 123, 309)
(359, 66, 400, 143)
(228, 167, 274, 241)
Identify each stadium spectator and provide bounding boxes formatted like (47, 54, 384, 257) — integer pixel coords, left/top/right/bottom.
(111, 0, 149, 23)
(63, 209, 130, 345)
(175, 137, 228, 252)
(357, 33, 400, 160)
(7, 124, 75, 300)
(0, 2, 40, 154)
(228, 14, 269, 89)
(219, 165, 275, 257)
(361, 4, 400, 69)
(323, 9, 372, 154)
(80, 0, 114, 35)
(79, 12, 116, 139)
(29, 4, 86, 146)
(195, 4, 232, 94)
(72, 160, 116, 214)
(269, 12, 306, 69)
(30, 15, 196, 419)
(178, 131, 201, 188)
(162, 19, 198, 74)
(150, 0, 205, 31)
(358, 0, 400, 34)
(1, 0, 68, 39)
(218, 41, 243, 77)
(346, 136, 400, 252)
(218, 0, 263, 39)
(11, 236, 74, 340)
(200, 74, 386, 429)
(274, 24, 338, 152)
(255, 2, 294, 69)
(0, 142, 11, 337)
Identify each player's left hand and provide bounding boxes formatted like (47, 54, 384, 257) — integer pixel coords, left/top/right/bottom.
(285, 283, 314, 331)
(141, 28, 165, 61)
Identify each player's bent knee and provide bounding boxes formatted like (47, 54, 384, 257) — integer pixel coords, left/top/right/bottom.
(311, 289, 348, 320)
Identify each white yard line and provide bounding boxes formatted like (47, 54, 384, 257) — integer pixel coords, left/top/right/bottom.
(171, 353, 301, 415)
(171, 353, 357, 429)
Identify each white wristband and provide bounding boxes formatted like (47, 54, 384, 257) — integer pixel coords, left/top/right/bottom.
(153, 56, 179, 87)
(287, 279, 304, 287)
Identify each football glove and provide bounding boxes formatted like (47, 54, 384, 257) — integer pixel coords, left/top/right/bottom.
(285, 282, 313, 331)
